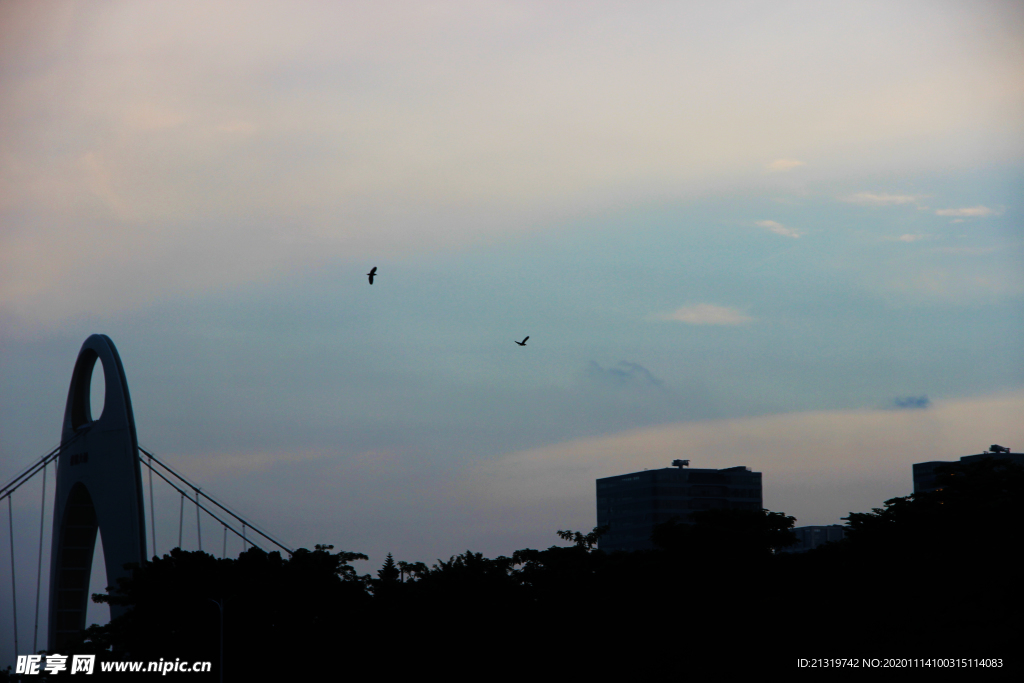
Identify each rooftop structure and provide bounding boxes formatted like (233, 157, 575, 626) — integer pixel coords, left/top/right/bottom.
(912, 445, 1024, 494)
(596, 462, 762, 552)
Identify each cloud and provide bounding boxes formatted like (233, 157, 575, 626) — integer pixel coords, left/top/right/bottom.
(934, 206, 999, 217)
(175, 447, 341, 478)
(767, 158, 805, 172)
(756, 220, 802, 238)
(893, 396, 930, 409)
(653, 304, 754, 325)
(886, 234, 932, 242)
(839, 192, 923, 206)
(585, 361, 664, 389)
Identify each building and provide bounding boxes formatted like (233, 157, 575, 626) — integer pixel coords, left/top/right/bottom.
(596, 461, 762, 552)
(779, 525, 846, 553)
(912, 444, 1024, 494)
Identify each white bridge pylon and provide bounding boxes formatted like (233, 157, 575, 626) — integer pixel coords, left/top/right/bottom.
(49, 334, 147, 650)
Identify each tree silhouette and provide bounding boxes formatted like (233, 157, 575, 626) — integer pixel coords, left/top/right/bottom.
(61, 545, 373, 679)
(555, 525, 608, 550)
(377, 553, 400, 583)
(396, 560, 428, 582)
(651, 507, 797, 558)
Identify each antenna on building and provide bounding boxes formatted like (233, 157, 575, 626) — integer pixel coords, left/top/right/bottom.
(671, 459, 690, 469)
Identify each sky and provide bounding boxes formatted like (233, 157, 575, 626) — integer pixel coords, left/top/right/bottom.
(1, 0, 1023, 659)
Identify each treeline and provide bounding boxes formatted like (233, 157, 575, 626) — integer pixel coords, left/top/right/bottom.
(30, 458, 1024, 677)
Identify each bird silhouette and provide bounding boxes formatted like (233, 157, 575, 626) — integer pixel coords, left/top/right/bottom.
(515, 336, 529, 346)
(367, 267, 377, 285)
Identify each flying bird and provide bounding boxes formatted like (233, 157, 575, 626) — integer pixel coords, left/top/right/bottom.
(515, 336, 529, 346)
(366, 267, 377, 285)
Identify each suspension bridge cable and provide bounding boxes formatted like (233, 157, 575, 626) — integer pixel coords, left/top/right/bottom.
(2, 434, 298, 658)
(0, 445, 58, 498)
(139, 459, 280, 555)
(0, 431, 83, 502)
(222, 525, 227, 559)
(1, 430, 84, 493)
(140, 447, 278, 545)
(8, 495, 20, 657)
(195, 490, 202, 552)
(148, 452, 156, 559)
(32, 460, 47, 654)
(144, 465, 272, 555)
(0, 431, 81, 657)
(138, 447, 292, 554)
(178, 494, 184, 550)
